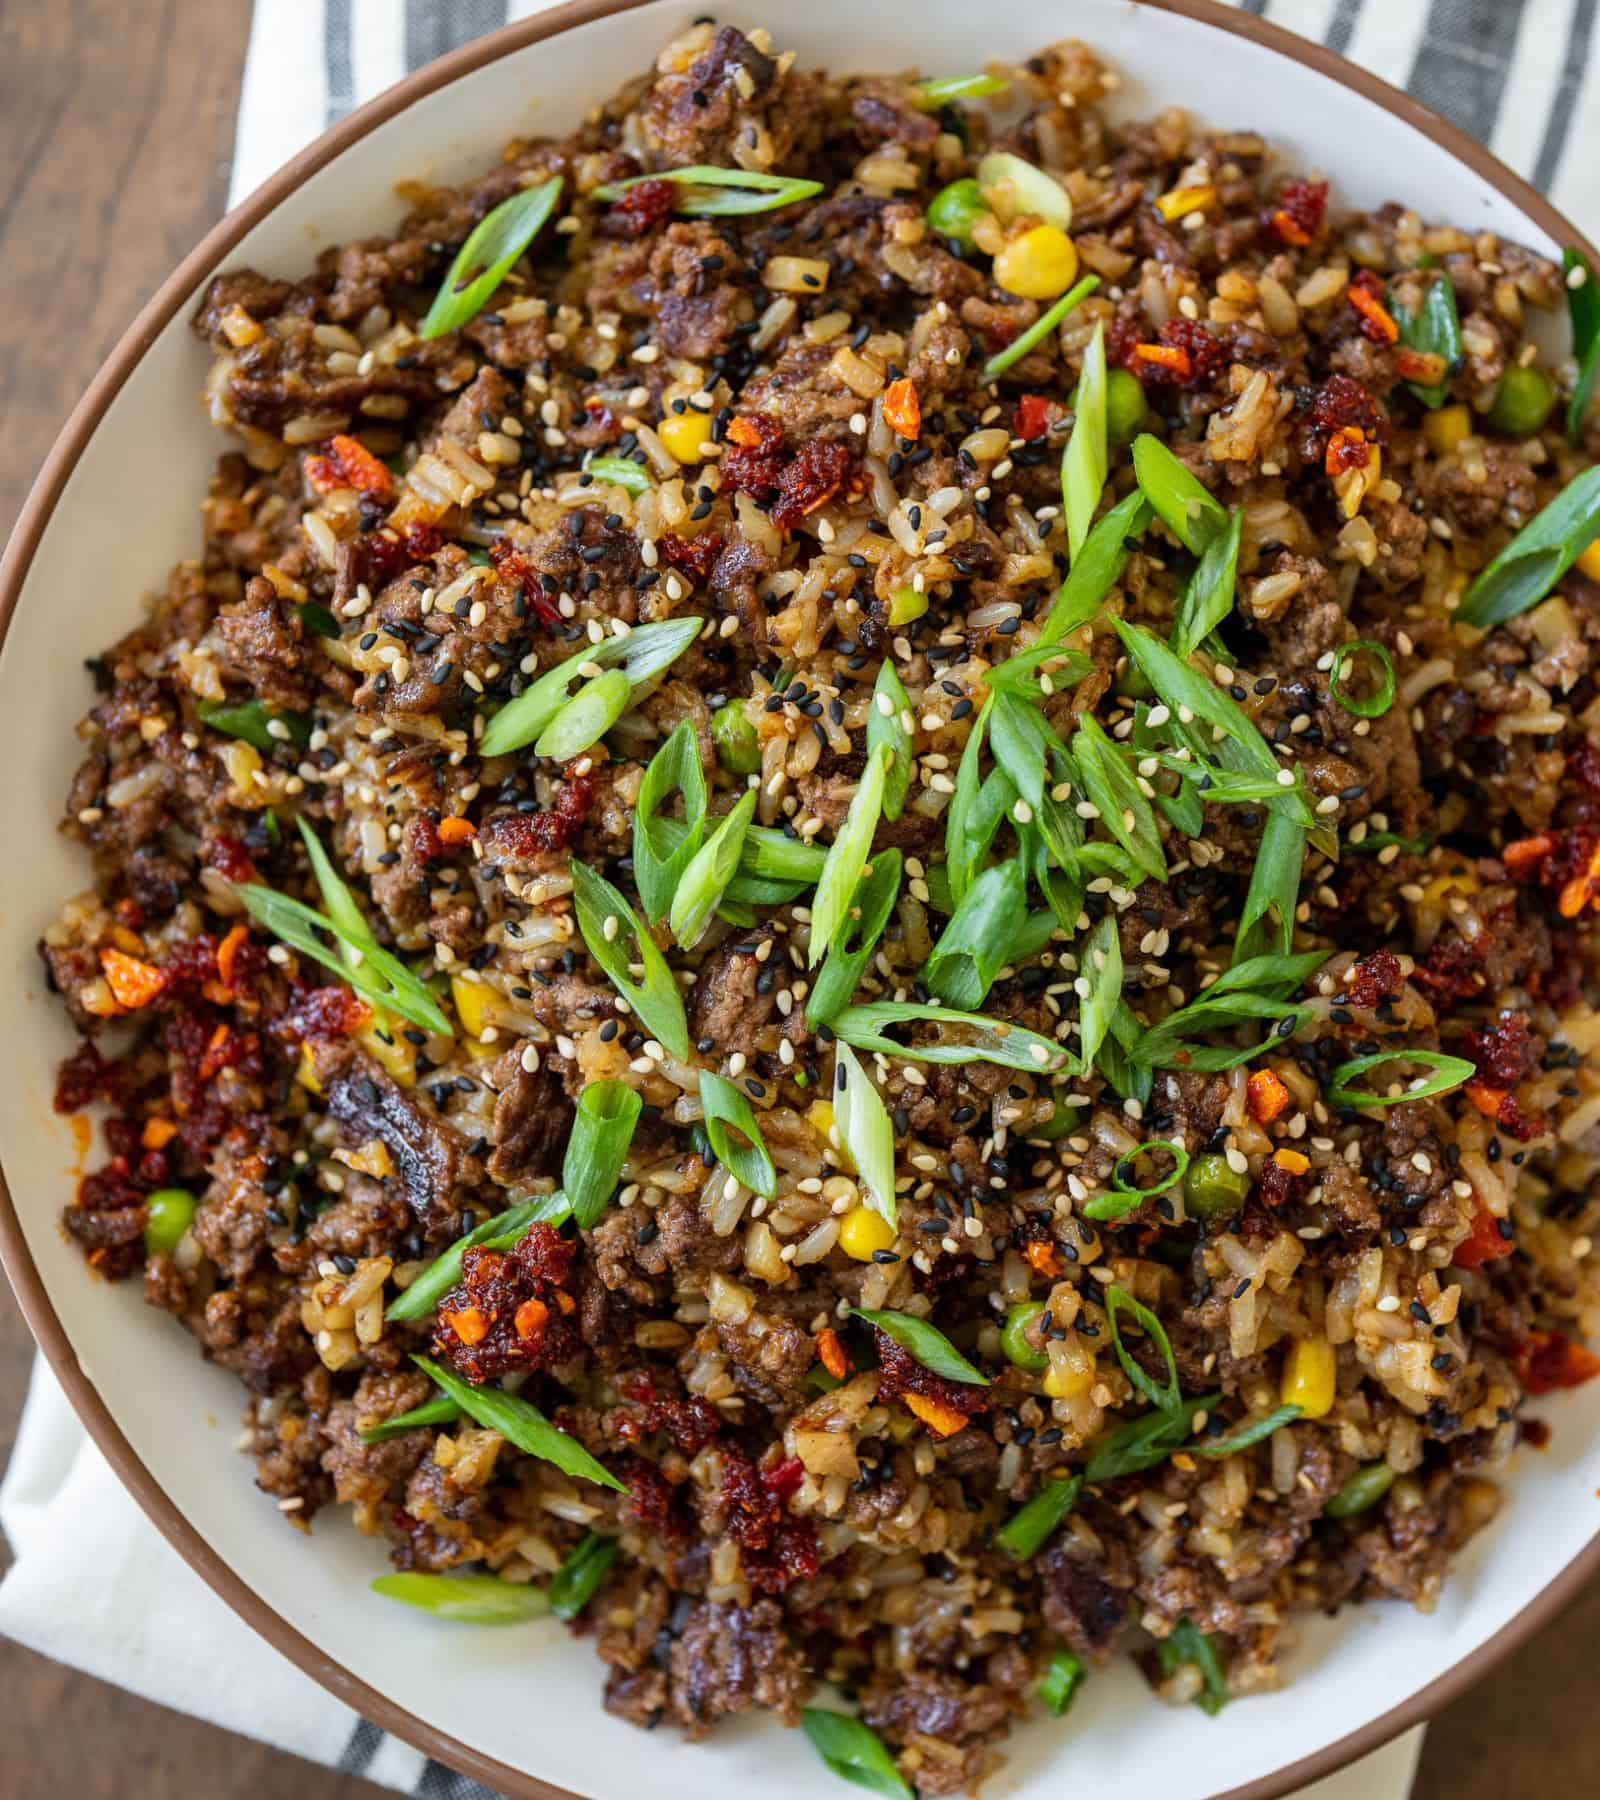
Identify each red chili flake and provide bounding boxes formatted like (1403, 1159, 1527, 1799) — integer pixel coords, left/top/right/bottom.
(1013, 394, 1060, 440)
(1569, 740, 1600, 799)
(1492, 1092, 1546, 1141)
(581, 399, 622, 443)
(1463, 1012, 1538, 1088)
(480, 774, 596, 858)
(304, 433, 395, 501)
(606, 177, 677, 237)
(719, 1447, 820, 1594)
(54, 1042, 128, 1113)
(872, 1329, 989, 1419)
(770, 439, 856, 528)
(1346, 269, 1400, 345)
(1343, 949, 1403, 1009)
(1324, 425, 1373, 475)
(762, 1456, 806, 1502)
(489, 538, 562, 630)
(363, 521, 443, 588)
(1126, 320, 1227, 391)
(433, 1224, 580, 1383)
(613, 1371, 723, 1452)
(720, 413, 787, 501)
(1256, 1154, 1305, 1211)
(1453, 1204, 1515, 1268)
(405, 813, 444, 870)
(278, 980, 372, 1043)
(659, 530, 724, 582)
(1270, 178, 1328, 247)
(1515, 1330, 1600, 1394)
(160, 935, 224, 993)
(1300, 372, 1389, 460)
(203, 835, 257, 884)
(627, 1458, 689, 1541)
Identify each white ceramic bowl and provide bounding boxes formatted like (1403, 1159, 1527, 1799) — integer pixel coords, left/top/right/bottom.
(4, 3, 1599, 1796)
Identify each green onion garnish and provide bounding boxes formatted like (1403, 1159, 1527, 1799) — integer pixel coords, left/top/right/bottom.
(1037, 1648, 1087, 1717)
(1070, 714, 1167, 882)
(1388, 268, 1461, 410)
(1159, 1620, 1230, 1715)
(1566, 247, 1600, 442)
(808, 745, 890, 968)
(868, 660, 914, 822)
(564, 1079, 641, 1228)
(994, 1473, 1082, 1560)
(196, 698, 311, 753)
(1075, 913, 1122, 1078)
(592, 165, 824, 216)
(699, 1068, 777, 1198)
(569, 858, 689, 1059)
(633, 720, 707, 924)
(412, 1354, 624, 1491)
(989, 688, 1057, 811)
(1035, 489, 1153, 647)
(1328, 639, 1396, 717)
(371, 1571, 552, 1623)
(669, 789, 757, 949)
(386, 1195, 565, 1323)
(831, 999, 1069, 1072)
(358, 1393, 463, 1443)
(1168, 507, 1242, 659)
(1324, 1460, 1397, 1518)
(1083, 1393, 1219, 1483)
(1130, 433, 1228, 554)
(922, 857, 1028, 1010)
(807, 849, 902, 1028)
(583, 453, 651, 495)
(913, 72, 1010, 108)
(1187, 1402, 1301, 1459)
(1083, 1139, 1190, 1220)
(1455, 463, 1600, 629)
(420, 177, 564, 339)
(801, 1710, 913, 1800)
(1325, 1049, 1476, 1111)
(1062, 319, 1108, 561)
(833, 1042, 898, 1227)
(535, 666, 632, 761)
(1234, 811, 1306, 966)
(852, 1305, 989, 1385)
(547, 1533, 619, 1620)
(945, 699, 1005, 906)
(982, 273, 1100, 380)
(1103, 1284, 1181, 1414)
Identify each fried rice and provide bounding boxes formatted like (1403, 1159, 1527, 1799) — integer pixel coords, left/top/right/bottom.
(42, 22, 1600, 1792)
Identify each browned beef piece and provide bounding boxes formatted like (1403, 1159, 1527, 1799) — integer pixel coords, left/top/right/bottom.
(192, 1144, 281, 1283)
(192, 270, 295, 341)
(738, 338, 862, 441)
(1351, 1487, 1454, 1604)
(666, 1598, 810, 1737)
(640, 28, 786, 169)
(687, 932, 783, 1057)
(421, 365, 512, 458)
(849, 80, 940, 148)
(486, 1049, 573, 1182)
(209, 576, 320, 710)
(1416, 442, 1540, 533)
(708, 535, 774, 645)
(320, 235, 432, 323)
(639, 222, 747, 360)
(322, 1369, 436, 1509)
(281, 1172, 411, 1271)
(252, 1367, 336, 1515)
(1038, 1537, 1135, 1657)
(313, 1038, 480, 1238)
(860, 1665, 1019, 1771)
(588, 1201, 672, 1304)
(714, 1311, 815, 1408)
(199, 1284, 319, 1395)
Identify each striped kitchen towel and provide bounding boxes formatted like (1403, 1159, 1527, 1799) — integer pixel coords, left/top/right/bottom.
(8, 0, 1590, 1795)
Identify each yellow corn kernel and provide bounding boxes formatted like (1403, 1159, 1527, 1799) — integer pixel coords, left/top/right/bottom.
(1423, 403, 1472, 457)
(762, 254, 830, 294)
(993, 225, 1080, 301)
(1281, 1336, 1337, 1419)
(297, 1042, 323, 1095)
(1578, 537, 1600, 584)
(451, 974, 492, 1039)
(1043, 1358, 1095, 1400)
(806, 1099, 836, 1142)
(839, 1206, 896, 1262)
(888, 585, 928, 627)
(658, 408, 714, 465)
(358, 1020, 417, 1088)
(1155, 183, 1217, 223)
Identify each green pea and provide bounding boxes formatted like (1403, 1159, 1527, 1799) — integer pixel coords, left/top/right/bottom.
(1184, 1152, 1249, 1221)
(1029, 1101, 1082, 1143)
(1106, 368, 1148, 444)
(710, 703, 760, 775)
(1485, 364, 1556, 436)
(1001, 1301, 1050, 1373)
(1324, 1461, 1396, 1519)
(143, 1187, 198, 1256)
(926, 178, 985, 249)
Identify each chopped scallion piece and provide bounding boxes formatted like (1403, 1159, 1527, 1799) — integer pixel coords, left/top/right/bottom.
(1325, 1049, 1476, 1111)
(994, 1473, 1081, 1560)
(699, 1068, 777, 1199)
(1083, 1139, 1190, 1219)
(868, 660, 914, 822)
(922, 857, 1028, 1010)
(413, 1355, 624, 1491)
(1158, 1620, 1230, 1715)
(196, 698, 311, 754)
(913, 72, 1010, 108)
(670, 789, 757, 950)
(534, 666, 632, 761)
(548, 1533, 619, 1620)
(570, 858, 689, 1059)
(833, 1043, 897, 1227)
(1388, 269, 1461, 410)
(371, 1571, 551, 1623)
(420, 177, 564, 339)
(1131, 433, 1228, 554)
(831, 1000, 1069, 1072)
(1037, 1649, 1086, 1717)
(633, 720, 707, 924)
(1329, 639, 1396, 717)
(853, 1306, 989, 1385)
(1076, 913, 1122, 1078)
(583, 453, 651, 494)
(564, 1079, 642, 1228)
(801, 1709, 913, 1800)
(1169, 507, 1242, 659)
(386, 1195, 564, 1322)
(981, 273, 1100, 379)
(593, 165, 825, 216)
(359, 1393, 462, 1443)
(1103, 1284, 1181, 1413)
(1062, 319, 1107, 561)
(1455, 464, 1600, 629)
(808, 850, 902, 1027)
(1187, 1402, 1301, 1459)
(808, 745, 890, 967)
(1566, 247, 1600, 443)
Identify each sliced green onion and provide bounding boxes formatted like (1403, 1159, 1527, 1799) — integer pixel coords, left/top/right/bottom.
(989, 688, 1057, 810)
(359, 1393, 462, 1444)
(1037, 1649, 1087, 1718)
(868, 660, 914, 822)
(1187, 1402, 1301, 1459)
(413, 1355, 625, 1491)
(1234, 811, 1306, 966)
(570, 858, 689, 1059)
(699, 1068, 776, 1199)
(534, 666, 632, 761)
(982, 273, 1100, 379)
(1070, 714, 1166, 882)
(296, 814, 376, 946)
(386, 1196, 562, 1322)
(1084, 1140, 1190, 1220)
(1329, 639, 1396, 718)
(994, 1473, 1082, 1560)
(1159, 1620, 1230, 1715)
(976, 152, 1072, 228)
(808, 849, 902, 1028)
(564, 1079, 642, 1228)
(420, 177, 564, 339)
(945, 698, 995, 905)
(1103, 1284, 1181, 1413)
(1062, 320, 1108, 561)
(1083, 1393, 1218, 1483)
(801, 1710, 913, 1800)
(196, 698, 311, 753)
(634, 720, 707, 924)
(1076, 913, 1122, 1079)
(593, 165, 824, 216)
(1566, 247, 1600, 443)
(1325, 1049, 1476, 1111)
(833, 1043, 897, 1226)
(922, 857, 1028, 1010)
(1388, 269, 1461, 410)
(1131, 433, 1228, 554)
(371, 1571, 552, 1623)
(1035, 490, 1153, 647)
(853, 1306, 989, 1385)
(914, 72, 1009, 108)
(670, 789, 757, 950)
(548, 1533, 618, 1620)
(1325, 1460, 1397, 1519)
(832, 1000, 1069, 1072)
(584, 453, 651, 495)
(299, 601, 340, 638)
(710, 701, 761, 774)
(1456, 464, 1600, 629)
(808, 746, 889, 968)
(1169, 507, 1242, 659)
(479, 615, 703, 757)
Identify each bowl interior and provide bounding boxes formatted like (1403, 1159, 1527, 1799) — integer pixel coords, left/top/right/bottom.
(3, 3, 1598, 1797)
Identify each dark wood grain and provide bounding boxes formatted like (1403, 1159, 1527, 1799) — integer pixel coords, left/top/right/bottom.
(0, 2, 1594, 1795)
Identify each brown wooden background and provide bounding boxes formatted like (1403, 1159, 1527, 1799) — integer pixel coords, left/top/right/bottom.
(0, 2, 1595, 1794)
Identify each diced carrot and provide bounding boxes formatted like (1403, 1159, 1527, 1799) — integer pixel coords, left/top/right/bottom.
(306, 432, 395, 500)
(442, 1305, 491, 1345)
(1271, 1148, 1310, 1176)
(1024, 1238, 1062, 1279)
(141, 1118, 178, 1150)
(816, 1326, 850, 1381)
(1247, 1068, 1291, 1125)
(882, 377, 921, 440)
(1502, 834, 1555, 876)
(904, 1392, 969, 1438)
(513, 1298, 549, 1341)
(437, 816, 477, 846)
(1133, 342, 1193, 380)
(555, 1289, 577, 1314)
(1271, 208, 1311, 247)
(1465, 1079, 1509, 1120)
(216, 922, 250, 991)
(99, 947, 167, 1011)
(1452, 1203, 1515, 1268)
(1558, 840, 1600, 917)
(1346, 282, 1399, 343)
(725, 416, 767, 447)
(198, 1023, 233, 1082)
(1515, 1330, 1600, 1394)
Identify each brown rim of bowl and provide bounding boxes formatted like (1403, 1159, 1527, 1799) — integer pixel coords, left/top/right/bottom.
(1, 0, 1596, 1793)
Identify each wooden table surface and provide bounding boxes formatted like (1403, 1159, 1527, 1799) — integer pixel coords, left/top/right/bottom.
(0, 3, 1595, 1795)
